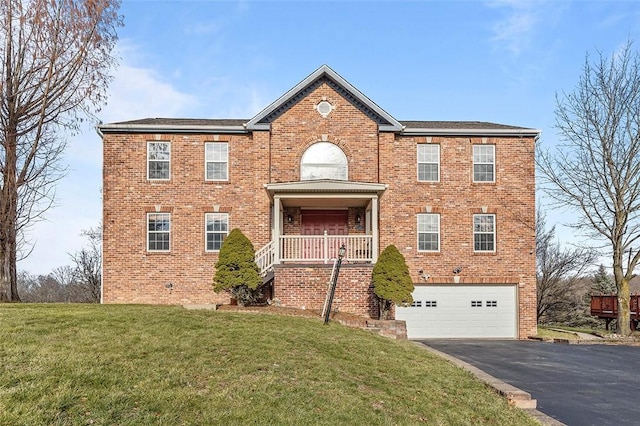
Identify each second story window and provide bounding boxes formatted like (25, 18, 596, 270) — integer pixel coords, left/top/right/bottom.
(300, 142, 347, 180)
(417, 144, 440, 182)
(473, 145, 495, 182)
(205, 142, 229, 181)
(147, 141, 171, 180)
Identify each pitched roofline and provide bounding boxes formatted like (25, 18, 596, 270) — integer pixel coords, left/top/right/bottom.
(245, 65, 404, 131)
(97, 123, 248, 134)
(96, 120, 541, 140)
(401, 127, 541, 138)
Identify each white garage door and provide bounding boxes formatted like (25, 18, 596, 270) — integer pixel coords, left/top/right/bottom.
(396, 285, 517, 339)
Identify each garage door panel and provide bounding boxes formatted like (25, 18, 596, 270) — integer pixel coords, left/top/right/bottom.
(396, 285, 517, 339)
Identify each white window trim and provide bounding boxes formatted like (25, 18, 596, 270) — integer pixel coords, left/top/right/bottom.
(417, 144, 440, 182)
(205, 213, 229, 252)
(417, 213, 440, 252)
(204, 142, 229, 181)
(473, 213, 496, 253)
(147, 212, 171, 252)
(147, 141, 171, 181)
(472, 145, 495, 183)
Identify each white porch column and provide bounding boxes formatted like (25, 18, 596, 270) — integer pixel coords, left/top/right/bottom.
(273, 196, 281, 264)
(371, 196, 379, 262)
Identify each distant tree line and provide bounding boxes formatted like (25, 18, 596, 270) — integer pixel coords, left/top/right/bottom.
(537, 210, 621, 327)
(17, 226, 101, 303)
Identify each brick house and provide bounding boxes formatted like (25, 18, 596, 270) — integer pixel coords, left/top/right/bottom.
(99, 65, 539, 339)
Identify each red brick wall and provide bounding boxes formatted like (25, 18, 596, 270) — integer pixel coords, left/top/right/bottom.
(378, 135, 537, 337)
(269, 82, 380, 183)
(274, 264, 377, 318)
(102, 80, 536, 337)
(102, 132, 271, 305)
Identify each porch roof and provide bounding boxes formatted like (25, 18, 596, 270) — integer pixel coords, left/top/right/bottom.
(264, 180, 388, 207)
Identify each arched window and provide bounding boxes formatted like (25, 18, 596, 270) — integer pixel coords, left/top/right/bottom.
(300, 142, 348, 180)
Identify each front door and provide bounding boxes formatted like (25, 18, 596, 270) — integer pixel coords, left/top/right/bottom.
(301, 210, 348, 235)
(300, 210, 348, 260)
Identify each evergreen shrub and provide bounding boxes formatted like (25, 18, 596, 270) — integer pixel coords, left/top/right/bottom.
(213, 228, 262, 305)
(372, 244, 414, 320)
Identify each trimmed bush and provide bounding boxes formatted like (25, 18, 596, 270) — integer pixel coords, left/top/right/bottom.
(213, 228, 262, 305)
(372, 244, 414, 320)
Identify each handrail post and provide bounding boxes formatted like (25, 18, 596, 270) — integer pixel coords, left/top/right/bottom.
(324, 244, 346, 324)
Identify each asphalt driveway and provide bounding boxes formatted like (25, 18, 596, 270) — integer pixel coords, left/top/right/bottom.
(421, 340, 640, 426)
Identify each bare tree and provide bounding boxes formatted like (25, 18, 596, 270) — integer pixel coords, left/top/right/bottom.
(70, 226, 101, 302)
(0, 1, 121, 301)
(537, 40, 640, 336)
(536, 211, 597, 323)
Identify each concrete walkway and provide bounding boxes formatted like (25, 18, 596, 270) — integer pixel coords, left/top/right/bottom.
(547, 328, 602, 340)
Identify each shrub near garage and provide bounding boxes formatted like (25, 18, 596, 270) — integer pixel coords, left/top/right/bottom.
(213, 228, 262, 305)
(372, 244, 414, 319)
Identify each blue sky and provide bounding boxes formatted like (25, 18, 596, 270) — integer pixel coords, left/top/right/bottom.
(17, 0, 640, 275)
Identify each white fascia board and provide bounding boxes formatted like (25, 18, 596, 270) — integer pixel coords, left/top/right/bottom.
(380, 124, 404, 132)
(98, 124, 248, 134)
(264, 180, 388, 200)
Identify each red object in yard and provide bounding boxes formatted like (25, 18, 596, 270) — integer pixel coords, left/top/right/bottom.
(590, 295, 640, 331)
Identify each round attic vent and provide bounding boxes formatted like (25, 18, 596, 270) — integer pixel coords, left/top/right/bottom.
(316, 100, 333, 118)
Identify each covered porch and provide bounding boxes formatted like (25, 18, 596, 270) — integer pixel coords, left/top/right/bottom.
(256, 180, 387, 274)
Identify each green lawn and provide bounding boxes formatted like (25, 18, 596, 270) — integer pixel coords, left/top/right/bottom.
(536, 326, 580, 340)
(0, 305, 537, 425)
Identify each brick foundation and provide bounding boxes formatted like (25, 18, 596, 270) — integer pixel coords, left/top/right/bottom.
(273, 263, 377, 318)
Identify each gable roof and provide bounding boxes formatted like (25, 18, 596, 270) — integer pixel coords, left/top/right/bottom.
(98, 117, 539, 138)
(97, 65, 540, 138)
(399, 121, 540, 137)
(245, 64, 404, 132)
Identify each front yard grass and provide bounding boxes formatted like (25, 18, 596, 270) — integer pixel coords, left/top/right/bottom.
(536, 326, 580, 340)
(0, 304, 537, 425)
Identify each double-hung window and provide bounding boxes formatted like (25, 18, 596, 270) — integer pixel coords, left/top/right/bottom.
(473, 145, 495, 182)
(205, 213, 229, 251)
(417, 213, 440, 251)
(147, 213, 171, 252)
(205, 142, 228, 181)
(147, 141, 171, 180)
(473, 214, 495, 252)
(417, 144, 440, 182)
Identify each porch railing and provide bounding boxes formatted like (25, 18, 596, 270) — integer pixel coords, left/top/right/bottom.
(255, 239, 275, 276)
(279, 234, 373, 264)
(255, 234, 374, 277)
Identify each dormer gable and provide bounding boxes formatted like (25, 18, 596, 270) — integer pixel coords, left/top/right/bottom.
(245, 64, 403, 132)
